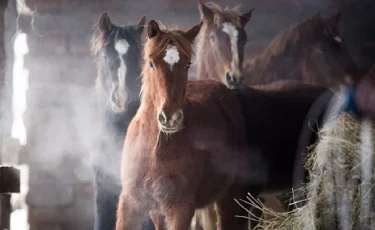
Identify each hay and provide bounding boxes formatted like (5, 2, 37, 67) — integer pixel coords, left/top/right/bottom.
(237, 113, 375, 230)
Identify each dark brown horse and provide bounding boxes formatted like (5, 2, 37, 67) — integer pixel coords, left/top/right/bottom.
(242, 12, 360, 87)
(90, 13, 155, 230)
(236, 62, 375, 226)
(195, 0, 253, 90)
(115, 19, 262, 230)
(192, 1, 287, 228)
(193, 2, 360, 226)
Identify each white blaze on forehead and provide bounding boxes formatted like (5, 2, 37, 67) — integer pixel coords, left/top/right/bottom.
(222, 22, 240, 76)
(114, 39, 130, 94)
(163, 45, 180, 70)
(334, 36, 342, 43)
(115, 39, 130, 54)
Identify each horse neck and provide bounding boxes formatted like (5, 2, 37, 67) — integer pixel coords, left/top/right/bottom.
(131, 81, 161, 152)
(244, 43, 305, 85)
(138, 81, 158, 120)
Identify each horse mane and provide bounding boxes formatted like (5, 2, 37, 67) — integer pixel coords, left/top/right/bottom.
(90, 24, 120, 91)
(90, 26, 107, 91)
(140, 26, 195, 100)
(144, 28, 194, 60)
(203, 2, 243, 27)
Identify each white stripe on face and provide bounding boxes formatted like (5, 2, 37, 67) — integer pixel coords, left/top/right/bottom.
(163, 45, 180, 70)
(222, 22, 240, 76)
(114, 39, 130, 87)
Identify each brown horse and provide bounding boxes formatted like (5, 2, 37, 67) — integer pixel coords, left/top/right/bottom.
(242, 12, 360, 87)
(90, 13, 157, 230)
(192, 1, 283, 228)
(116, 20, 259, 230)
(195, 0, 254, 90)
(193, 3, 360, 227)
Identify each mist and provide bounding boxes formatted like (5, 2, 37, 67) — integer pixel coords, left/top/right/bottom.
(2, 0, 374, 229)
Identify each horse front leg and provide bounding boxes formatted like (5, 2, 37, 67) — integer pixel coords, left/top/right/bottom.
(116, 192, 147, 230)
(92, 166, 121, 230)
(216, 185, 260, 230)
(194, 205, 217, 230)
(249, 197, 264, 230)
(163, 203, 195, 230)
(149, 210, 166, 230)
(246, 186, 263, 230)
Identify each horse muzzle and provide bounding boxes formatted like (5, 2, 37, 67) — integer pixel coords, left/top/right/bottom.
(110, 90, 126, 113)
(157, 110, 184, 134)
(225, 71, 244, 90)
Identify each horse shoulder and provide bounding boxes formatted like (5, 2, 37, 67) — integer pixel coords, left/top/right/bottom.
(121, 117, 152, 193)
(124, 118, 140, 148)
(186, 80, 247, 147)
(121, 117, 147, 169)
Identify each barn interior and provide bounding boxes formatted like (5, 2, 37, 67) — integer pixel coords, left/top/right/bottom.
(0, 0, 375, 229)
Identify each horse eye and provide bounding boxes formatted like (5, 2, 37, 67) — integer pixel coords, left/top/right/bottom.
(320, 43, 330, 52)
(149, 62, 154, 69)
(210, 35, 216, 42)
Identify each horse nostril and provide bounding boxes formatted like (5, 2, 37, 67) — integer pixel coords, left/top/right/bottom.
(226, 72, 233, 84)
(111, 91, 118, 103)
(158, 112, 167, 125)
(176, 111, 183, 123)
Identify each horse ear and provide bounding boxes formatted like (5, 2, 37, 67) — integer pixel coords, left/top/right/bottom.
(184, 21, 203, 42)
(323, 12, 342, 37)
(135, 16, 146, 35)
(147, 20, 160, 39)
(240, 8, 254, 28)
(198, 0, 214, 22)
(99, 12, 112, 33)
(328, 12, 342, 26)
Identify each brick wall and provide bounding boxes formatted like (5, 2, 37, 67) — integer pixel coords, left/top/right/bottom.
(4, 0, 375, 229)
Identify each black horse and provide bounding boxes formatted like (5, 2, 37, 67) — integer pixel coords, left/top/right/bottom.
(90, 13, 154, 230)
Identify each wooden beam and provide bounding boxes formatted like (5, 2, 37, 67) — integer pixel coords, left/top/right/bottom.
(0, 2, 19, 230)
(0, 1, 7, 104)
(0, 0, 8, 9)
(0, 166, 20, 193)
(0, 194, 10, 230)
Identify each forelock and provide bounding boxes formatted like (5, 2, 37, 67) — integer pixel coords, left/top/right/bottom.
(204, 2, 242, 28)
(144, 29, 194, 60)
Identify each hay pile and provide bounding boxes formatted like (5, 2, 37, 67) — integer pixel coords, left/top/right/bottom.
(238, 113, 375, 230)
